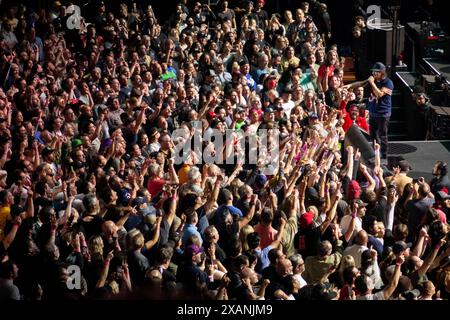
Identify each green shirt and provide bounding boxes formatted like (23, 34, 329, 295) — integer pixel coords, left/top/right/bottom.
(303, 252, 342, 285)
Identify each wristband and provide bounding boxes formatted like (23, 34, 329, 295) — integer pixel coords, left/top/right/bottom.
(396, 262, 402, 267)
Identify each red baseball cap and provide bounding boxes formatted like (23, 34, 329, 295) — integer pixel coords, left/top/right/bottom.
(299, 211, 315, 229)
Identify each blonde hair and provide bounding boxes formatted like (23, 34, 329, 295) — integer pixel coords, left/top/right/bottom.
(126, 229, 145, 251)
(339, 255, 356, 275)
(230, 178, 244, 200)
(186, 234, 202, 247)
(240, 225, 255, 252)
(88, 235, 104, 255)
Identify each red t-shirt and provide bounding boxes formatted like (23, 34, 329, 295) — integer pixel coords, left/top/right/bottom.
(254, 224, 278, 249)
(318, 64, 335, 79)
(340, 100, 369, 132)
(147, 178, 167, 199)
(343, 115, 369, 132)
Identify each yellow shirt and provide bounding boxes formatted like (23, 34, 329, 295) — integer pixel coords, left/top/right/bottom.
(178, 164, 192, 186)
(0, 205, 11, 241)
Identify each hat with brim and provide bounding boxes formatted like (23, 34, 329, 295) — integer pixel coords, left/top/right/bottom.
(42, 147, 55, 157)
(71, 139, 83, 149)
(371, 62, 386, 72)
(402, 289, 421, 300)
(393, 241, 412, 255)
(132, 196, 147, 207)
(149, 127, 160, 138)
(355, 199, 368, 207)
(436, 191, 450, 201)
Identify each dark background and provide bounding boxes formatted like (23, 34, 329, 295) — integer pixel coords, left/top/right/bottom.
(1, 0, 448, 48)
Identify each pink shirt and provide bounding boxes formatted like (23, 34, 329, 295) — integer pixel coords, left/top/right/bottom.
(254, 224, 278, 249)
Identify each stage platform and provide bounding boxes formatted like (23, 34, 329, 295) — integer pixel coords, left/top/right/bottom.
(422, 58, 450, 85)
(387, 140, 450, 180)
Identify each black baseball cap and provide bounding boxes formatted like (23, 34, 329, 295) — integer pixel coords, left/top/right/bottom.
(371, 62, 386, 72)
(392, 241, 412, 255)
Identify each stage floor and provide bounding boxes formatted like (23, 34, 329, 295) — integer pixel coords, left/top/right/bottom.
(388, 140, 450, 180)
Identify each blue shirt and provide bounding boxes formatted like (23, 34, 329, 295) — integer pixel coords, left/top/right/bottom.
(367, 77, 394, 117)
(254, 245, 273, 274)
(182, 224, 203, 247)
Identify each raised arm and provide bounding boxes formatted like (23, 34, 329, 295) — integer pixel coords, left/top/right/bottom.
(384, 187, 397, 232)
(416, 239, 446, 277)
(382, 255, 405, 300)
(238, 194, 257, 229)
(319, 185, 342, 234)
(268, 218, 287, 249)
(164, 187, 178, 227)
(2, 216, 21, 250)
(144, 216, 162, 250)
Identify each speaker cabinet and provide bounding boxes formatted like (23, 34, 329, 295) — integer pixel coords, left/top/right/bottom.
(366, 19, 405, 68)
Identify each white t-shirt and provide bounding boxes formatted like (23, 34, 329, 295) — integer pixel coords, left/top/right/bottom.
(282, 100, 295, 118)
(340, 215, 362, 243)
(356, 291, 385, 300)
(293, 274, 307, 288)
(343, 244, 368, 269)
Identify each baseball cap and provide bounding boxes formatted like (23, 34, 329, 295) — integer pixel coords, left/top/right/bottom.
(42, 147, 55, 157)
(264, 106, 275, 113)
(132, 196, 147, 207)
(371, 62, 386, 72)
(347, 180, 361, 200)
(436, 190, 450, 201)
(239, 60, 249, 67)
(392, 241, 412, 255)
(402, 289, 421, 300)
(309, 112, 319, 120)
(71, 138, 83, 149)
(254, 174, 267, 187)
(312, 283, 338, 300)
(299, 211, 315, 229)
(184, 244, 204, 257)
(355, 199, 368, 207)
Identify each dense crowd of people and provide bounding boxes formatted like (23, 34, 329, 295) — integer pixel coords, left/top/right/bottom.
(0, 0, 450, 301)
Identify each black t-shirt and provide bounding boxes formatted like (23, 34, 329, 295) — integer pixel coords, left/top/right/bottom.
(254, 10, 269, 29)
(217, 221, 240, 257)
(0, 242, 5, 259)
(294, 226, 322, 259)
(217, 9, 235, 23)
(265, 274, 290, 300)
(79, 215, 104, 239)
(261, 265, 277, 282)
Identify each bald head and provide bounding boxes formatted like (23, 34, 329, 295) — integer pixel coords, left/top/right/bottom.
(276, 258, 293, 277)
(355, 230, 368, 246)
(102, 220, 118, 238)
